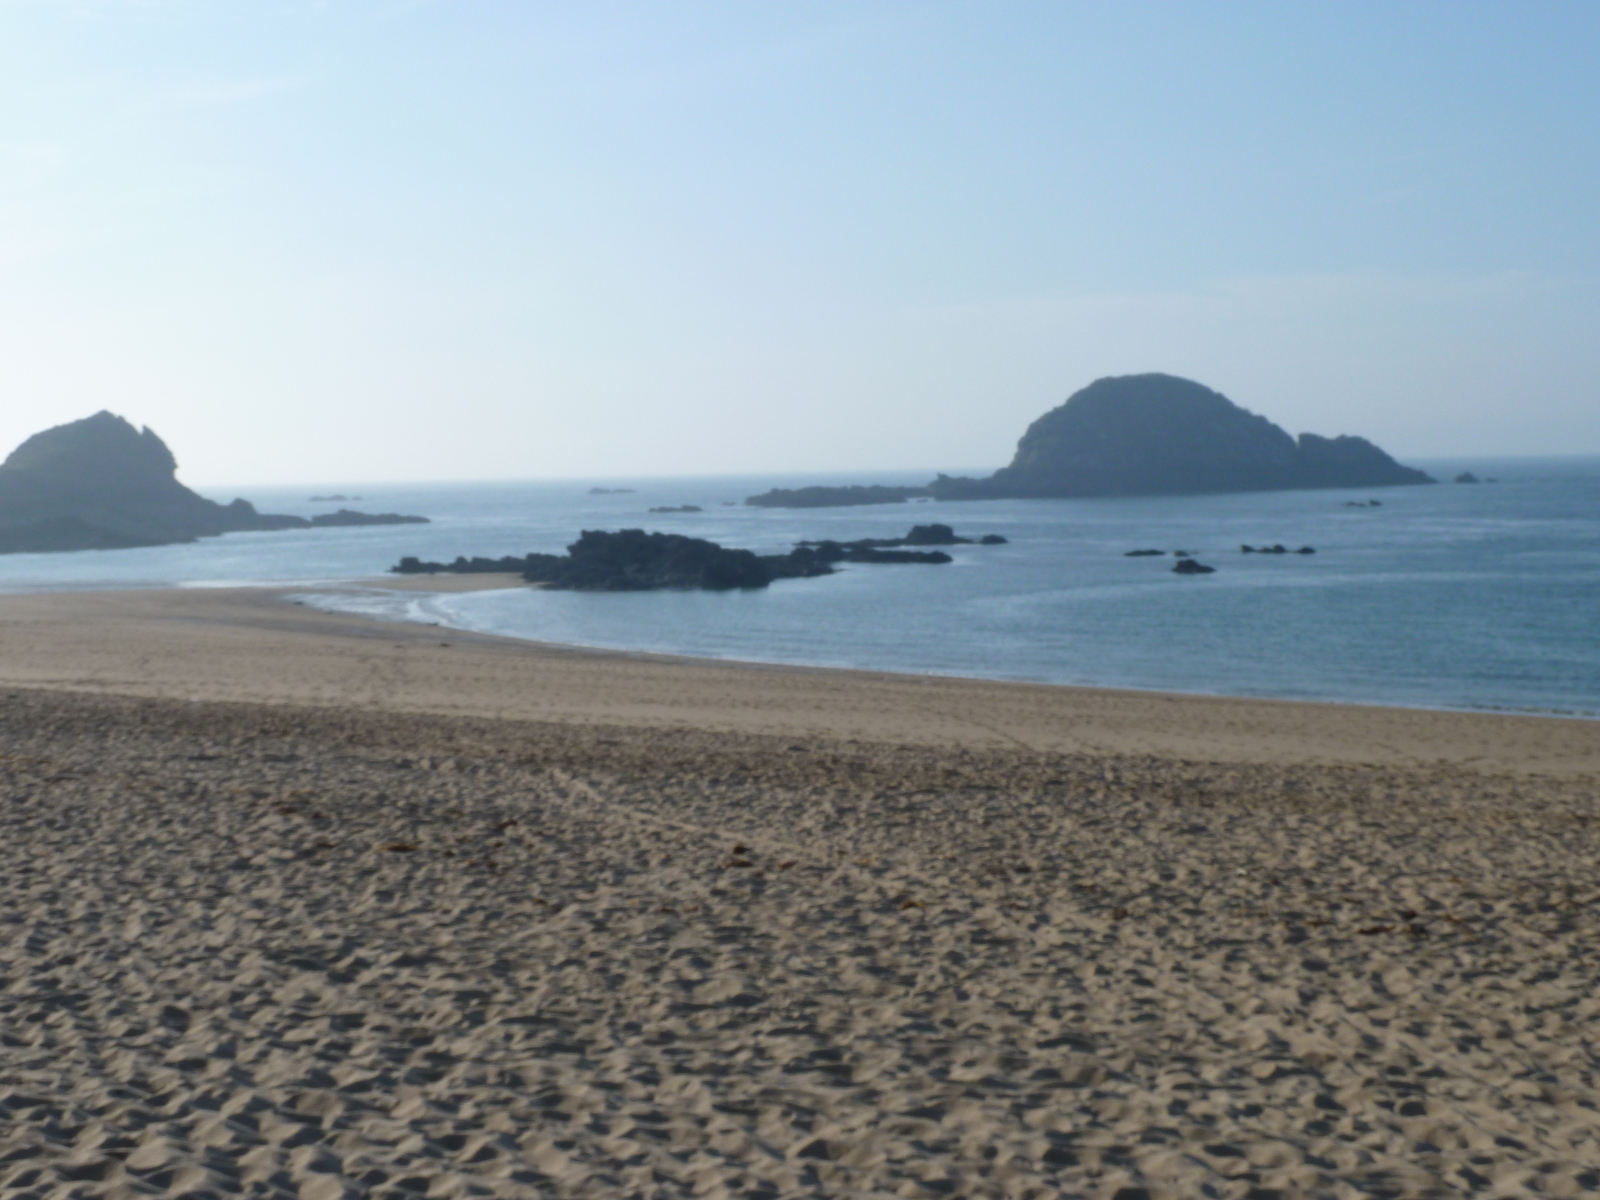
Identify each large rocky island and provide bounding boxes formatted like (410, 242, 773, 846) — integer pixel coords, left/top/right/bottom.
(0, 412, 426, 554)
(930, 374, 1433, 500)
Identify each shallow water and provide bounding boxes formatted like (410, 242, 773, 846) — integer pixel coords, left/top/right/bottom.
(1, 459, 1596, 716)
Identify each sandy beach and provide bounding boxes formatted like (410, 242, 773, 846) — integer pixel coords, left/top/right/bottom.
(3, 584, 1599, 1199)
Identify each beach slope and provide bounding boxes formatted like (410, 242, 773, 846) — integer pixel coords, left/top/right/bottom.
(2, 586, 1598, 1198)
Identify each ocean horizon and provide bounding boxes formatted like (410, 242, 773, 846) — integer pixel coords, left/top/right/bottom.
(1, 456, 1596, 720)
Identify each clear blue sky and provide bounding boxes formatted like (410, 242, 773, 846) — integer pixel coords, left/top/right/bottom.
(2, 1, 1597, 484)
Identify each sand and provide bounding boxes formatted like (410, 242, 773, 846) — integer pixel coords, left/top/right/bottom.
(2, 585, 1598, 1199)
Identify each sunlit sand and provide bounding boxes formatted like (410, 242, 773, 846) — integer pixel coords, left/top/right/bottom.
(2, 586, 1597, 1198)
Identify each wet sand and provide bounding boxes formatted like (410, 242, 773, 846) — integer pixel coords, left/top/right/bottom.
(1, 585, 1598, 1198)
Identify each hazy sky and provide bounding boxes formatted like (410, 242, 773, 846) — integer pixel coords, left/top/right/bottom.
(2, 2, 1597, 485)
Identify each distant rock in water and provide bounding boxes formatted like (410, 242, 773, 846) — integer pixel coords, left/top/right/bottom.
(1125, 548, 1165, 557)
(648, 505, 703, 513)
(1455, 471, 1480, 484)
(793, 524, 1005, 559)
(745, 484, 929, 508)
(308, 508, 429, 527)
(588, 487, 634, 494)
(1172, 559, 1216, 575)
(0, 411, 427, 554)
(928, 374, 1433, 501)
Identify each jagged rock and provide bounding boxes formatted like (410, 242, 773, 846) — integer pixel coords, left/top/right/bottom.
(928, 374, 1434, 500)
(1455, 471, 1480, 484)
(1172, 559, 1216, 575)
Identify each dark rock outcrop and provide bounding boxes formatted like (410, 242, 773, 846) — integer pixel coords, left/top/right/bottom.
(1172, 559, 1216, 575)
(395, 555, 529, 576)
(793, 524, 1004, 560)
(927, 374, 1433, 501)
(0, 411, 427, 554)
(744, 485, 929, 509)
(308, 509, 428, 527)
(399, 533, 805, 591)
(523, 530, 773, 590)
(1125, 549, 1165, 557)
(391, 523, 1007, 591)
(1455, 472, 1480, 484)
(789, 542, 952, 567)
(648, 505, 702, 513)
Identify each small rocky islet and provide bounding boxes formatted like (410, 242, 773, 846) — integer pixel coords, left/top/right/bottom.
(1126, 543, 1319, 575)
(392, 524, 1008, 592)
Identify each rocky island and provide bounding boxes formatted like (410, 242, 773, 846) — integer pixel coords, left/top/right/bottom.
(393, 524, 1007, 591)
(0, 412, 427, 554)
(930, 374, 1433, 500)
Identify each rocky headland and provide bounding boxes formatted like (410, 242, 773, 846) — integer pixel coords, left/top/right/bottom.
(0, 412, 427, 553)
(930, 374, 1433, 500)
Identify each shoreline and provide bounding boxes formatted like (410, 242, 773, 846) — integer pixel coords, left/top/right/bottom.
(331, 575, 1600, 726)
(0, 582, 1593, 773)
(3, 572, 1595, 725)
(5, 584, 1600, 1195)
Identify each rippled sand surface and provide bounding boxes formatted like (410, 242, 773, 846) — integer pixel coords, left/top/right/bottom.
(5, 665, 1600, 1198)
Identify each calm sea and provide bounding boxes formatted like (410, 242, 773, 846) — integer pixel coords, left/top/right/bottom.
(2, 459, 1596, 718)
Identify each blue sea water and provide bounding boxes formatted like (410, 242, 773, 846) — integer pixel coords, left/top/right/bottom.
(1, 459, 1596, 717)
